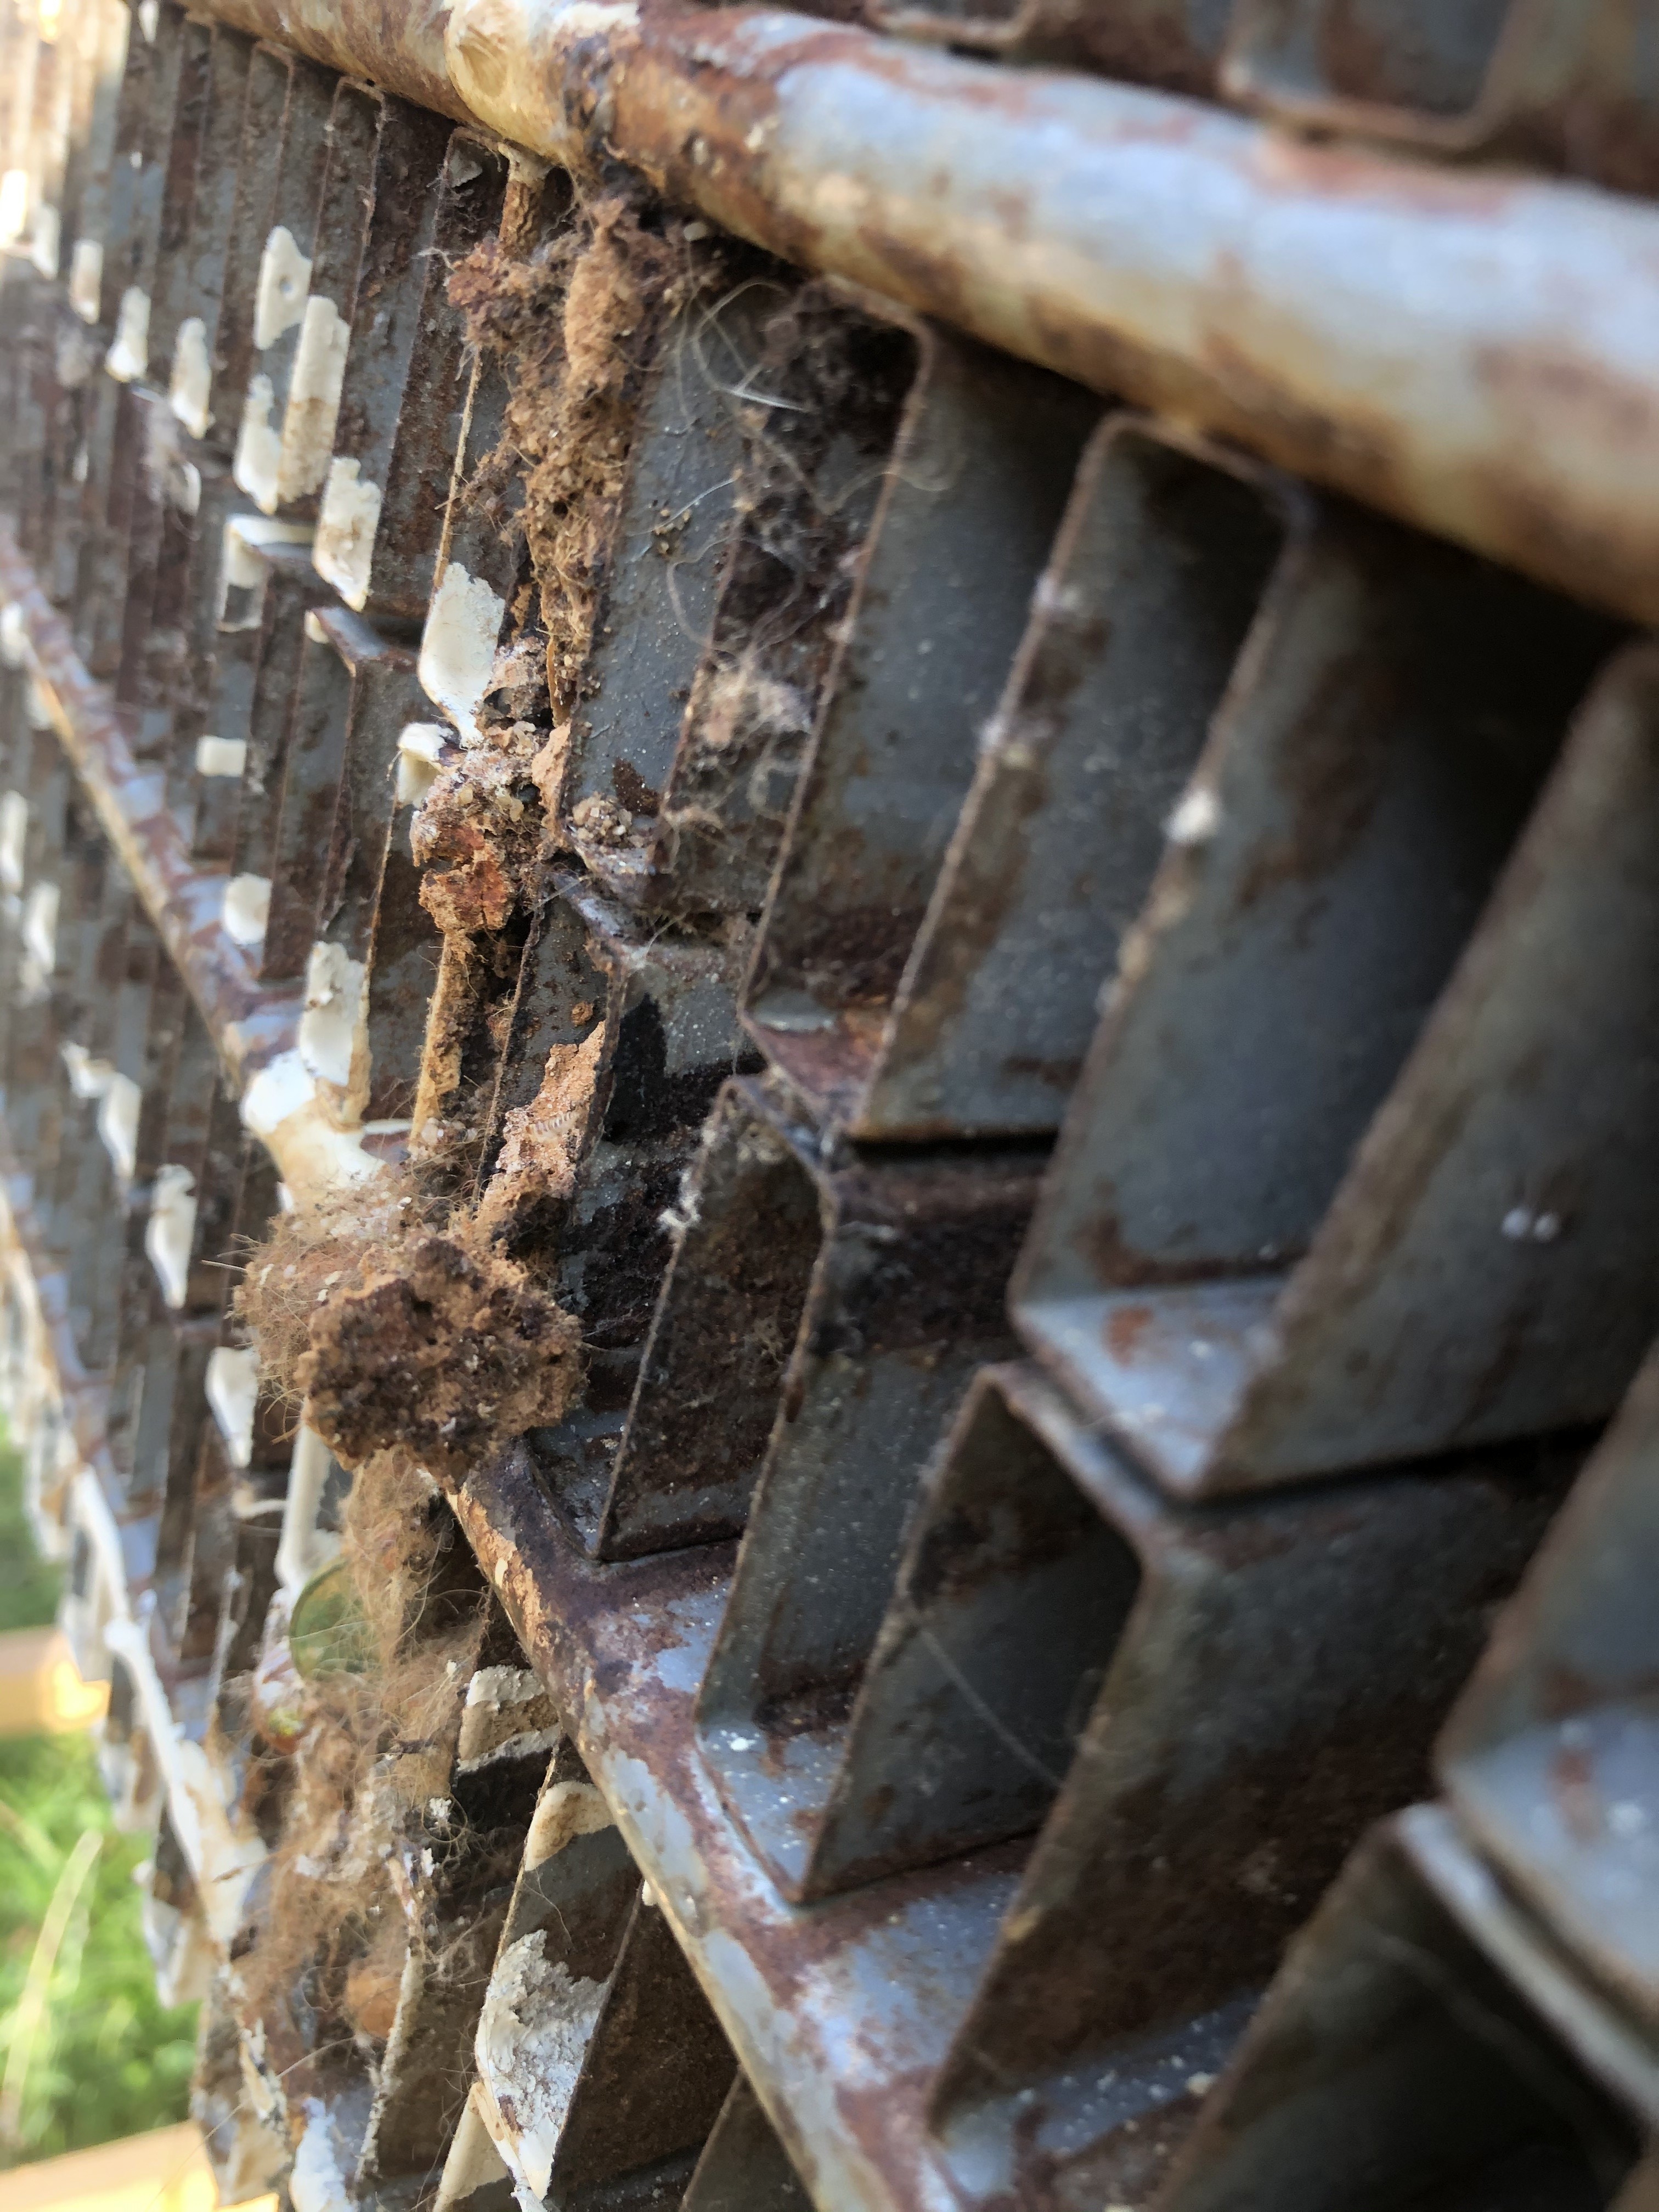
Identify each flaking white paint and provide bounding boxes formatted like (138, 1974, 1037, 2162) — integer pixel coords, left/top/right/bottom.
(222, 873, 270, 947)
(170, 313, 213, 437)
(252, 223, 310, 351)
(396, 721, 449, 806)
(297, 938, 365, 1094)
(233, 373, 283, 513)
(277, 294, 349, 504)
(67, 235, 101, 322)
(145, 1164, 196, 1308)
(206, 1344, 260, 1468)
(97, 1071, 140, 1180)
(195, 735, 246, 777)
(105, 285, 149, 382)
(418, 561, 505, 742)
(313, 455, 382, 609)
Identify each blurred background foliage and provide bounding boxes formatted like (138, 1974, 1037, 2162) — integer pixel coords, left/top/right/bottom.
(0, 1435, 197, 2166)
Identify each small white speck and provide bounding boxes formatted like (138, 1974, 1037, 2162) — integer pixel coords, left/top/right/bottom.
(1502, 1207, 1533, 1241)
(1166, 785, 1220, 846)
(726, 1734, 757, 1752)
(1532, 1211, 1561, 1243)
(1610, 1801, 1648, 1837)
(1187, 2072, 1215, 2096)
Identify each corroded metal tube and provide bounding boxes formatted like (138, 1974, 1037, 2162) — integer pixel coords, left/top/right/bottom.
(442, 0, 1659, 625)
(130, 0, 1659, 622)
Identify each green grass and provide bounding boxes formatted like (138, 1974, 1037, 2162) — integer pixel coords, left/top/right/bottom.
(0, 1436, 65, 1636)
(0, 1436, 199, 2166)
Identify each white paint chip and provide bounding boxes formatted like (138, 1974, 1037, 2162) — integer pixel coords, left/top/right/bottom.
(30, 204, 60, 280)
(478, 1936, 607, 2203)
(170, 314, 213, 438)
(1165, 783, 1221, 847)
(0, 790, 27, 891)
(206, 1344, 260, 1468)
(419, 561, 506, 742)
(289, 2104, 350, 2212)
(98, 1071, 141, 1180)
(252, 223, 311, 352)
(396, 721, 449, 806)
(313, 455, 382, 610)
(240, 1051, 315, 1139)
(22, 880, 57, 974)
(105, 285, 150, 383)
(218, 512, 313, 624)
(222, 873, 270, 947)
(61, 1041, 113, 1100)
(67, 236, 101, 324)
(278, 294, 350, 504)
(233, 373, 283, 514)
(297, 938, 365, 1093)
(145, 1164, 197, 1308)
(195, 736, 246, 777)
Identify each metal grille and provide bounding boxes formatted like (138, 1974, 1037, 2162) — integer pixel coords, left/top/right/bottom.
(0, 0, 1655, 2207)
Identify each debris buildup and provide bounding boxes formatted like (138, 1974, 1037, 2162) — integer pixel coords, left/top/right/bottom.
(447, 189, 712, 722)
(229, 1457, 488, 2062)
(237, 1187, 583, 1488)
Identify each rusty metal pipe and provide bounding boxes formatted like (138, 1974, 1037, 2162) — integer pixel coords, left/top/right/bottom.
(165, 0, 1659, 622)
(435, 0, 1659, 627)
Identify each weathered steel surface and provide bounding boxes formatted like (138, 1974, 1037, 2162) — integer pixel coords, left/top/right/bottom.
(1013, 530, 1649, 1497)
(751, 415, 1289, 1138)
(1156, 1804, 1658, 2212)
(4, 0, 1659, 2199)
(595, 1076, 822, 1559)
(436, 0, 1659, 628)
(1224, 0, 1659, 198)
(199, 0, 464, 121)
(0, 520, 362, 1202)
(454, 1443, 1030, 2212)
(694, 1128, 1043, 1893)
(1441, 1334, 1659, 2034)
(741, 331, 1097, 1115)
(681, 2075, 811, 2212)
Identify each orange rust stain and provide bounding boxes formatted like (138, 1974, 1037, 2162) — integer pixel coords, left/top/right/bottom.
(1105, 1303, 1154, 1362)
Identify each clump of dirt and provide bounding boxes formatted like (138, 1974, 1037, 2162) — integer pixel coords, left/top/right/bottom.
(297, 1227, 582, 1486)
(413, 730, 546, 936)
(472, 1019, 609, 1265)
(235, 1180, 431, 1408)
(235, 1176, 583, 1486)
(447, 190, 717, 724)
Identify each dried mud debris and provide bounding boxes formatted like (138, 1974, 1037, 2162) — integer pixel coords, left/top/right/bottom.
(297, 1229, 582, 1486)
(448, 190, 713, 723)
(413, 730, 546, 936)
(236, 1178, 585, 1487)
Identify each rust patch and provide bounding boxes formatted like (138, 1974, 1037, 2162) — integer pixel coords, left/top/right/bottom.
(1104, 1303, 1153, 1363)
